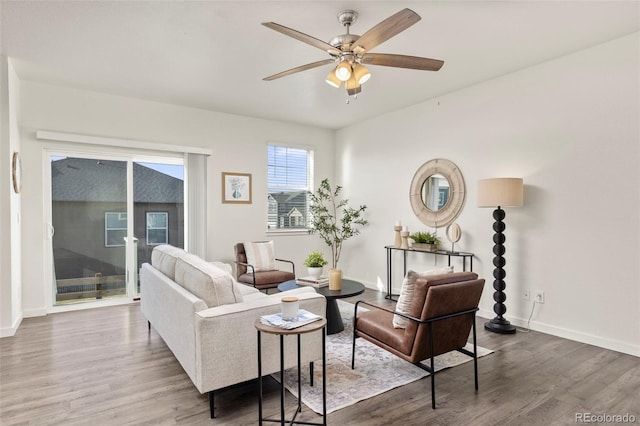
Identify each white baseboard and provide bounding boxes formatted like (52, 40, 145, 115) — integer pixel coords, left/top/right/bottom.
(0, 312, 23, 338)
(23, 308, 48, 318)
(477, 309, 639, 358)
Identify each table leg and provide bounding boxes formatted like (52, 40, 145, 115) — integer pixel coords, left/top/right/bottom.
(386, 248, 392, 299)
(322, 327, 327, 425)
(325, 298, 344, 335)
(279, 335, 285, 426)
(297, 335, 302, 414)
(403, 250, 407, 276)
(257, 330, 263, 426)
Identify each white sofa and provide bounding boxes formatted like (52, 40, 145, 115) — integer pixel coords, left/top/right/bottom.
(140, 245, 326, 418)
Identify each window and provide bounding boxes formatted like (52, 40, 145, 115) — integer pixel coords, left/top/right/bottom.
(146, 212, 168, 245)
(105, 212, 127, 247)
(267, 144, 314, 230)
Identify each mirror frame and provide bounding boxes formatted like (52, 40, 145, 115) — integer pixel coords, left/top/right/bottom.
(409, 158, 466, 228)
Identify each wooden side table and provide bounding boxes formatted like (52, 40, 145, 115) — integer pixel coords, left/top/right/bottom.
(255, 318, 327, 426)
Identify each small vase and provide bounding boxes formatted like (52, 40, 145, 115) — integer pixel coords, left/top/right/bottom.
(329, 268, 342, 290)
(307, 267, 323, 279)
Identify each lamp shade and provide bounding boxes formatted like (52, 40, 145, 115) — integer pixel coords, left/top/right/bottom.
(352, 63, 371, 85)
(478, 178, 524, 208)
(325, 70, 341, 88)
(345, 74, 360, 90)
(335, 61, 352, 81)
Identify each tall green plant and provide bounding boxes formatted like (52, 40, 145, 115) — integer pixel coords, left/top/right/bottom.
(308, 178, 368, 269)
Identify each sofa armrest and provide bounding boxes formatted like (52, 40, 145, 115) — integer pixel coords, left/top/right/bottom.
(193, 288, 326, 393)
(196, 287, 321, 318)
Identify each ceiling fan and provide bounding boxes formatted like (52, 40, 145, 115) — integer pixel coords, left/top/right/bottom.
(262, 8, 444, 100)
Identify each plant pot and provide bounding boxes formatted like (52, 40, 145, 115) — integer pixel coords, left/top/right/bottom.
(329, 268, 342, 290)
(307, 267, 323, 279)
(412, 243, 438, 252)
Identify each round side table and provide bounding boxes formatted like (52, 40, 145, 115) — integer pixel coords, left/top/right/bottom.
(255, 318, 327, 426)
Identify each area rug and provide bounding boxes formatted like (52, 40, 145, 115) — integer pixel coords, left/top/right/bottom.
(276, 300, 493, 415)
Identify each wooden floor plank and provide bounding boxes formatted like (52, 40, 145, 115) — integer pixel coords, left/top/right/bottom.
(1, 289, 638, 425)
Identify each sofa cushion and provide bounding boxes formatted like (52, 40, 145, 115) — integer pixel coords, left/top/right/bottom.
(243, 241, 276, 271)
(393, 266, 454, 329)
(151, 244, 187, 280)
(210, 261, 233, 276)
(174, 253, 244, 308)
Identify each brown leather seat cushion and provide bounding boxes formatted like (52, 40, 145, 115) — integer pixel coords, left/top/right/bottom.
(238, 270, 295, 289)
(356, 309, 412, 355)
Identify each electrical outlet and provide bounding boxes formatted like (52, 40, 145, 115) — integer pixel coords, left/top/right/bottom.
(523, 289, 530, 301)
(534, 290, 545, 304)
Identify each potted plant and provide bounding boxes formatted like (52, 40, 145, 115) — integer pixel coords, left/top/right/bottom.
(304, 250, 328, 279)
(308, 178, 368, 290)
(409, 230, 441, 252)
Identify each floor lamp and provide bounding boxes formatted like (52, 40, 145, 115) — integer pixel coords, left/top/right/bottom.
(478, 178, 524, 334)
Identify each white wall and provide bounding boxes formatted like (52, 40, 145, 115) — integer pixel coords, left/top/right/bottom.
(0, 57, 24, 337)
(17, 82, 334, 316)
(336, 33, 640, 356)
(5, 31, 638, 357)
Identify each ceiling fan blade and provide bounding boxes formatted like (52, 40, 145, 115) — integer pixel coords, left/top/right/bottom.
(362, 53, 444, 71)
(352, 8, 421, 54)
(263, 59, 336, 81)
(262, 22, 341, 56)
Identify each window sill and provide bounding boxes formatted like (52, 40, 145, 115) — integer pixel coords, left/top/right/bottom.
(266, 229, 311, 237)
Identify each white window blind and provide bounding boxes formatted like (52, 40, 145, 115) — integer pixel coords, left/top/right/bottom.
(267, 144, 314, 230)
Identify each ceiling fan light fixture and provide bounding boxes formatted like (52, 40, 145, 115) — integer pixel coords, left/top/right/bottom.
(262, 8, 445, 103)
(352, 63, 371, 85)
(335, 61, 352, 81)
(346, 85, 362, 96)
(325, 70, 341, 88)
(345, 74, 360, 91)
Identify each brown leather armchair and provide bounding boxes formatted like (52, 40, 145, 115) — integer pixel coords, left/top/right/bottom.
(234, 242, 296, 293)
(352, 271, 485, 409)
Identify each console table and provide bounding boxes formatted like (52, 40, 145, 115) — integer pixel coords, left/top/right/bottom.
(385, 246, 474, 300)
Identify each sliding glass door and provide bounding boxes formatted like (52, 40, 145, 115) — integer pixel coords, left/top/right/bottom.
(51, 157, 128, 304)
(50, 154, 184, 305)
(132, 161, 184, 295)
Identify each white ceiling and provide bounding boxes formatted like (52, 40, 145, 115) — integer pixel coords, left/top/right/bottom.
(2, 1, 639, 130)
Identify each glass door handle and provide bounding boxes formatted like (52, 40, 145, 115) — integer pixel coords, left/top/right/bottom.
(47, 223, 55, 239)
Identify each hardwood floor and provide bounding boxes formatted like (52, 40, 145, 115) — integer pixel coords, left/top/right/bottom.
(1, 289, 638, 425)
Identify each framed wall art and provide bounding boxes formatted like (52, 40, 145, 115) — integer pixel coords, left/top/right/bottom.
(222, 172, 252, 204)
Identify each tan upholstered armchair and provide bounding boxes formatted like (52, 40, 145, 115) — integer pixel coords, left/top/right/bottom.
(352, 271, 485, 409)
(234, 242, 296, 292)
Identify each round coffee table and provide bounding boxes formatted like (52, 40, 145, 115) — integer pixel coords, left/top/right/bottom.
(278, 279, 365, 335)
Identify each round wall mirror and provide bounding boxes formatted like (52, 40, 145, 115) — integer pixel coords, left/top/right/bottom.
(420, 173, 450, 211)
(410, 159, 465, 227)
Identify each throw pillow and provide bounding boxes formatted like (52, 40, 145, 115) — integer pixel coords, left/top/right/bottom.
(174, 254, 244, 308)
(393, 266, 454, 329)
(244, 241, 276, 272)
